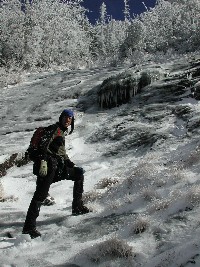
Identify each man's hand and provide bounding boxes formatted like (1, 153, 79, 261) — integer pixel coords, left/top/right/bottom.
(77, 167, 85, 174)
(39, 160, 48, 177)
(74, 166, 85, 177)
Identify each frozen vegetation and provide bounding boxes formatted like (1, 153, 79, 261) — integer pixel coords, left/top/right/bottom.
(1, 0, 200, 86)
(1, 0, 200, 266)
(1, 54, 200, 267)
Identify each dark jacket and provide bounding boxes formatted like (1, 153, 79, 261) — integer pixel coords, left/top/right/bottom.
(33, 123, 74, 176)
(42, 122, 69, 160)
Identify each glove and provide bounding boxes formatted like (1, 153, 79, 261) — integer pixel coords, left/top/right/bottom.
(39, 160, 48, 177)
(74, 166, 85, 177)
(78, 167, 85, 174)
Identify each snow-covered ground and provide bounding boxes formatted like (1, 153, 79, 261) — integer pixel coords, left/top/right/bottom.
(1, 56, 200, 267)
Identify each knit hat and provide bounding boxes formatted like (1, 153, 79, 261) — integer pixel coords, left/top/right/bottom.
(59, 109, 74, 134)
(61, 109, 74, 118)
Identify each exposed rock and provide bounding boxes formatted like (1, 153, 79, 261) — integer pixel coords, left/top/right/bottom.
(187, 116, 200, 133)
(103, 130, 166, 157)
(172, 105, 192, 120)
(0, 153, 18, 178)
(141, 104, 172, 122)
(0, 152, 30, 178)
(191, 81, 200, 100)
(97, 59, 200, 109)
(98, 66, 166, 108)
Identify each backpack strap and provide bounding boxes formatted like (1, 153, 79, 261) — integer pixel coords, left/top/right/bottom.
(57, 127, 61, 136)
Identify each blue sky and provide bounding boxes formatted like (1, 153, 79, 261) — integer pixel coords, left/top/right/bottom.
(81, 0, 157, 24)
(17, 0, 156, 24)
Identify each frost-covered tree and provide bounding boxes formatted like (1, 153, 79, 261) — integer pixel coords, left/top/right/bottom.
(25, 0, 91, 68)
(0, 0, 92, 70)
(119, 18, 145, 59)
(106, 20, 127, 62)
(91, 19, 127, 65)
(140, 0, 175, 53)
(90, 3, 127, 65)
(120, 0, 200, 60)
(141, 0, 200, 53)
(123, 0, 130, 21)
(1, 0, 200, 79)
(92, 2, 109, 59)
(0, 0, 26, 67)
(99, 2, 108, 25)
(172, 0, 200, 52)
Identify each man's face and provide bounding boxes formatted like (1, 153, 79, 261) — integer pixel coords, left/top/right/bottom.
(62, 115, 72, 128)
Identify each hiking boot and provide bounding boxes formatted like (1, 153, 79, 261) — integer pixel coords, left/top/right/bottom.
(72, 200, 90, 215)
(41, 194, 56, 206)
(22, 228, 41, 239)
(72, 205, 90, 215)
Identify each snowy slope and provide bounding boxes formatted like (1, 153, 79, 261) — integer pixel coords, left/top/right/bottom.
(1, 56, 200, 267)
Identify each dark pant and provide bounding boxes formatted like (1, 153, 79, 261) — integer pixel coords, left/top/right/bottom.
(23, 157, 84, 231)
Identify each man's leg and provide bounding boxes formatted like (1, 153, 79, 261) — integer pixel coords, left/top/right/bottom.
(22, 178, 51, 235)
(23, 158, 57, 238)
(53, 163, 90, 215)
(67, 167, 90, 215)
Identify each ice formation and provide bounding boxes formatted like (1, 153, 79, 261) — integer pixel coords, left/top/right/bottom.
(98, 65, 166, 108)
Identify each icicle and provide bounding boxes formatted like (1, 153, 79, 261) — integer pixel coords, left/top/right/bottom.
(130, 87, 133, 97)
(106, 93, 109, 107)
(136, 85, 138, 95)
(109, 92, 112, 107)
(102, 93, 105, 108)
(100, 95, 103, 108)
(120, 87, 122, 102)
(114, 91, 117, 106)
(107, 93, 109, 108)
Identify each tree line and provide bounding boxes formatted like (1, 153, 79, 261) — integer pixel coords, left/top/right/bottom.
(0, 0, 200, 75)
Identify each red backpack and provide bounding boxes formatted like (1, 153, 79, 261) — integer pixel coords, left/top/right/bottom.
(27, 125, 61, 161)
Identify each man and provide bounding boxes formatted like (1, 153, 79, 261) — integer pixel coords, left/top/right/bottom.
(22, 109, 90, 239)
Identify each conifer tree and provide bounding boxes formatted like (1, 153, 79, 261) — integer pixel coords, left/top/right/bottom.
(0, 0, 92, 69)
(124, 0, 130, 21)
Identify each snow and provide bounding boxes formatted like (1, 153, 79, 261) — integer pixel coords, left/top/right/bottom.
(1, 58, 200, 267)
